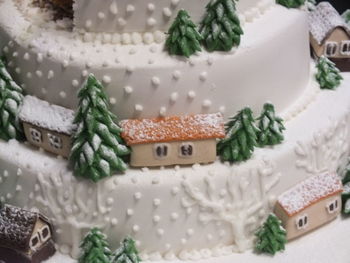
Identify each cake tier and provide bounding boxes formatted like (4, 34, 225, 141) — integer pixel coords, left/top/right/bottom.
(45, 217, 350, 263)
(0, 0, 310, 120)
(0, 72, 349, 261)
(73, 0, 269, 33)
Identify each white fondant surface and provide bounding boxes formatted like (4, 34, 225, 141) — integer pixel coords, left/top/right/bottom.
(1, 73, 350, 261)
(73, 0, 270, 33)
(0, 0, 350, 261)
(0, 0, 310, 120)
(43, 217, 350, 263)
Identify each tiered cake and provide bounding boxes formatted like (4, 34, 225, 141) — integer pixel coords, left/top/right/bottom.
(0, 0, 349, 262)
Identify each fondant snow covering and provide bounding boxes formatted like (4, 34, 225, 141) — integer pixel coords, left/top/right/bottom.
(277, 173, 343, 216)
(19, 95, 76, 135)
(0, 204, 37, 251)
(120, 113, 225, 145)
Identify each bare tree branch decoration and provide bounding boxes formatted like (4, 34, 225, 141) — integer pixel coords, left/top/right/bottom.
(27, 168, 114, 258)
(295, 116, 350, 175)
(181, 158, 280, 252)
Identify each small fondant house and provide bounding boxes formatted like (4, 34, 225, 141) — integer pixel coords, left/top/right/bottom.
(0, 204, 56, 263)
(274, 173, 342, 240)
(120, 113, 225, 167)
(309, 2, 350, 71)
(19, 95, 76, 158)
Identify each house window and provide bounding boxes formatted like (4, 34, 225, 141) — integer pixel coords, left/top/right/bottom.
(296, 214, 308, 230)
(29, 128, 42, 144)
(30, 233, 41, 250)
(324, 42, 338, 57)
(154, 143, 170, 159)
(179, 142, 194, 158)
(39, 225, 51, 242)
(341, 41, 350, 55)
(327, 199, 339, 214)
(48, 133, 63, 149)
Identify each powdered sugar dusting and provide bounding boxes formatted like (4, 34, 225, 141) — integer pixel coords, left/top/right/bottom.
(278, 173, 343, 216)
(120, 113, 225, 145)
(0, 204, 38, 251)
(19, 95, 76, 135)
(309, 2, 350, 45)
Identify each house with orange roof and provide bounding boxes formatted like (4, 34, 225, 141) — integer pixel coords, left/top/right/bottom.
(274, 173, 343, 240)
(120, 113, 225, 167)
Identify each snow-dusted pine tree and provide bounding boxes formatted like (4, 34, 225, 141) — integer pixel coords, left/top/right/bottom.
(110, 237, 141, 263)
(256, 103, 285, 147)
(0, 58, 24, 141)
(79, 228, 111, 263)
(200, 0, 243, 52)
(217, 107, 259, 163)
(342, 164, 350, 215)
(342, 10, 350, 24)
(277, 0, 305, 8)
(165, 9, 202, 57)
(70, 74, 130, 182)
(316, 56, 343, 90)
(255, 214, 286, 255)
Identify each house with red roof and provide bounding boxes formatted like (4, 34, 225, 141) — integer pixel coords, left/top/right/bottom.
(274, 173, 343, 240)
(120, 113, 225, 167)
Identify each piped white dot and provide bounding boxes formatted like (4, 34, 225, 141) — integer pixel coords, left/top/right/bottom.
(170, 92, 178, 103)
(132, 225, 140, 233)
(72, 79, 79, 87)
(102, 75, 111, 84)
(124, 86, 133, 95)
(153, 199, 161, 207)
(110, 97, 117, 105)
(135, 104, 143, 112)
(151, 76, 161, 87)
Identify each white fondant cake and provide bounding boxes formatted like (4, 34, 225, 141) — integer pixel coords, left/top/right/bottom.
(73, 0, 269, 33)
(0, 0, 310, 119)
(0, 0, 350, 262)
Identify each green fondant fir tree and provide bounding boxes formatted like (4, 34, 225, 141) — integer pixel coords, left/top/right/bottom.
(70, 74, 130, 182)
(165, 9, 202, 58)
(217, 107, 259, 163)
(0, 58, 24, 141)
(277, 0, 305, 8)
(342, 10, 350, 24)
(110, 237, 141, 263)
(316, 56, 343, 90)
(342, 165, 350, 215)
(255, 214, 287, 255)
(200, 0, 243, 52)
(79, 228, 111, 263)
(256, 103, 285, 147)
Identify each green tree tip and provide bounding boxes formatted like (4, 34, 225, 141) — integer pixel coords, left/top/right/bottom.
(255, 213, 287, 255)
(165, 9, 202, 58)
(316, 56, 343, 90)
(277, 0, 305, 8)
(111, 236, 141, 263)
(256, 103, 285, 147)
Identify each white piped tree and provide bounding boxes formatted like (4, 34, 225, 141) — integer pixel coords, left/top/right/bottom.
(181, 159, 280, 252)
